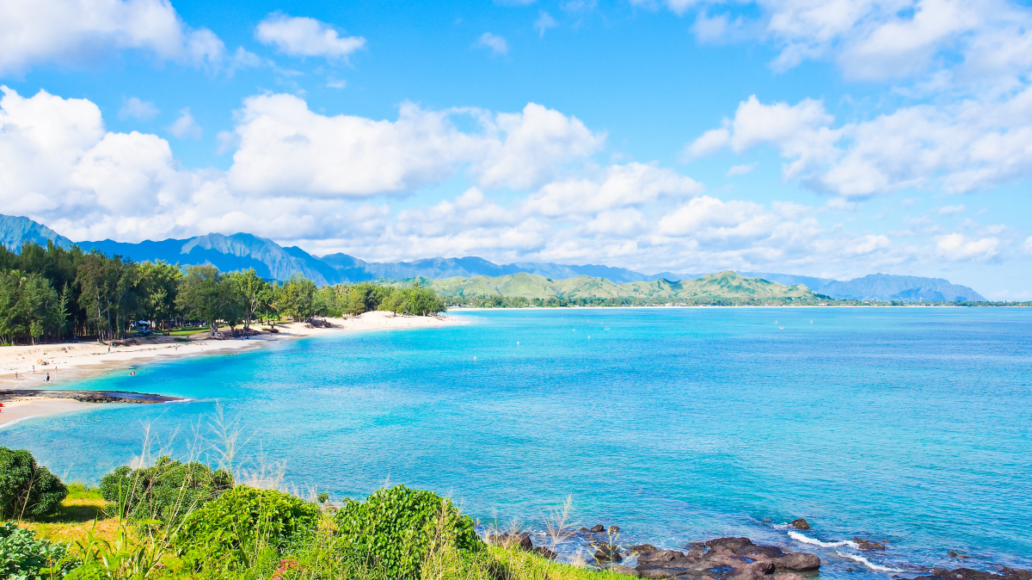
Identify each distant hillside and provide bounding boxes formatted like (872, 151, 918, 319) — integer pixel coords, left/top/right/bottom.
(397, 271, 821, 304)
(0, 215, 74, 251)
(79, 234, 341, 286)
(740, 272, 985, 302)
(0, 214, 988, 301)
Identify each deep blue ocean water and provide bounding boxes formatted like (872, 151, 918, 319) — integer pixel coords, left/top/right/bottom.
(3, 308, 1031, 577)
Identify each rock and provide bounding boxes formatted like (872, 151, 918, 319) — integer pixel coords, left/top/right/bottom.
(636, 550, 683, 566)
(790, 519, 811, 530)
(729, 561, 776, 580)
(949, 551, 970, 559)
(489, 532, 533, 551)
(612, 565, 641, 577)
(854, 537, 887, 550)
(706, 537, 754, 553)
(903, 568, 1032, 580)
(533, 546, 557, 560)
(638, 569, 681, 579)
(628, 544, 660, 555)
(773, 553, 821, 572)
(591, 524, 606, 533)
(595, 545, 623, 563)
(610, 525, 621, 534)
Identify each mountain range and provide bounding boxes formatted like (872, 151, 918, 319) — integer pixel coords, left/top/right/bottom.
(0, 214, 986, 302)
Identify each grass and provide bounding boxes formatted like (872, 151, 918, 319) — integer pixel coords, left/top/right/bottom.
(19, 484, 120, 545)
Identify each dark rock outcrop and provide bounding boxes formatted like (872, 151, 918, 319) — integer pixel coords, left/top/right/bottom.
(854, 537, 887, 550)
(595, 545, 623, 563)
(629, 544, 660, 555)
(489, 532, 533, 551)
(905, 568, 1032, 580)
(0, 389, 182, 404)
(590, 524, 606, 533)
(634, 537, 820, 580)
(533, 546, 557, 560)
(790, 519, 811, 530)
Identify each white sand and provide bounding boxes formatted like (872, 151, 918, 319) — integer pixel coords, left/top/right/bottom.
(0, 310, 465, 390)
(0, 398, 95, 428)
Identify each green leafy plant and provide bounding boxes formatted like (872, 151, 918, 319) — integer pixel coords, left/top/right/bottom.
(99, 456, 233, 525)
(0, 522, 76, 580)
(173, 485, 320, 572)
(332, 484, 483, 580)
(0, 447, 67, 520)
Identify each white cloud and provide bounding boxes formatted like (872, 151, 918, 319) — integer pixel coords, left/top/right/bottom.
(168, 108, 202, 140)
(255, 13, 366, 61)
(726, 162, 757, 176)
(0, 0, 227, 75)
(227, 95, 603, 196)
(525, 163, 702, 217)
(476, 33, 509, 56)
(688, 89, 1032, 197)
(938, 204, 966, 215)
(119, 97, 159, 121)
(1023, 236, 1032, 254)
(534, 12, 558, 37)
(934, 233, 1000, 260)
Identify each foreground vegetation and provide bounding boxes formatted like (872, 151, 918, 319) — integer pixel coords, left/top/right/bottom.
(1, 446, 631, 580)
(0, 242, 445, 345)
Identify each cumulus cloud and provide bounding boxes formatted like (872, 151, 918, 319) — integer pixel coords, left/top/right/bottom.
(938, 204, 966, 215)
(726, 162, 757, 176)
(0, 0, 227, 75)
(524, 163, 702, 217)
(687, 89, 1032, 197)
(119, 97, 159, 121)
(168, 108, 202, 140)
(227, 95, 604, 196)
(255, 13, 366, 60)
(476, 33, 509, 55)
(935, 233, 1000, 260)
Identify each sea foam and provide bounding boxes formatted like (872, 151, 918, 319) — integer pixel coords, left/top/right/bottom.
(788, 531, 860, 549)
(837, 551, 903, 573)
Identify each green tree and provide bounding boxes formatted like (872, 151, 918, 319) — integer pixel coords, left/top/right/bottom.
(279, 274, 317, 322)
(0, 447, 67, 520)
(227, 269, 271, 333)
(176, 265, 242, 337)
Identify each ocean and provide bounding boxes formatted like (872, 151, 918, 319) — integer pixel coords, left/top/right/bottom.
(3, 308, 1030, 577)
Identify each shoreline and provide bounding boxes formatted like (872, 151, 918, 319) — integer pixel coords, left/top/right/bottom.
(0, 311, 465, 427)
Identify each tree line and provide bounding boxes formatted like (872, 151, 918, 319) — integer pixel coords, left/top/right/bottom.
(0, 242, 446, 345)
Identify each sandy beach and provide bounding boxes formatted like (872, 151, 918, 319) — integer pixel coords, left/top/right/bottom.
(0, 311, 464, 427)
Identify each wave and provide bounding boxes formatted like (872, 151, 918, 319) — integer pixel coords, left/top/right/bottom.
(837, 551, 903, 573)
(788, 531, 860, 549)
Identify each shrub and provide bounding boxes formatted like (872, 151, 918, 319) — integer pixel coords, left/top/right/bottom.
(174, 485, 320, 572)
(0, 447, 67, 520)
(0, 522, 76, 580)
(333, 485, 483, 580)
(99, 456, 232, 525)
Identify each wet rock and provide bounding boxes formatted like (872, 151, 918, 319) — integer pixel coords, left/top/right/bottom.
(612, 565, 641, 577)
(533, 546, 557, 560)
(595, 545, 623, 563)
(949, 552, 970, 559)
(904, 568, 1032, 580)
(730, 561, 776, 580)
(773, 553, 821, 572)
(638, 569, 681, 579)
(790, 519, 811, 530)
(489, 532, 533, 551)
(591, 524, 606, 533)
(637, 550, 684, 566)
(610, 525, 621, 534)
(706, 537, 754, 553)
(629, 544, 660, 555)
(854, 537, 887, 551)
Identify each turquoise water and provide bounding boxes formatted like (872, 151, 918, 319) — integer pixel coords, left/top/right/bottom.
(3, 308, 1031, 576)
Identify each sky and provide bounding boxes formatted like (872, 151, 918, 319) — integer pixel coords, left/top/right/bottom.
(2, 0, 1032, 298)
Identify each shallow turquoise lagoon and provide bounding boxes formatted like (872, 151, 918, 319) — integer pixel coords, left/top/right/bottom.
(3, 308, 1031, 577)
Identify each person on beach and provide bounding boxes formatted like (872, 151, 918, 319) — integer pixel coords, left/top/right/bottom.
(45, 373, 50, 382)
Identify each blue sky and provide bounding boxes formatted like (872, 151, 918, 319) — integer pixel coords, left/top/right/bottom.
(2, 0, 1032, 297)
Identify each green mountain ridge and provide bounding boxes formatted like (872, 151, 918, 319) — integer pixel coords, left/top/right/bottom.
(393, 271, 823, 304)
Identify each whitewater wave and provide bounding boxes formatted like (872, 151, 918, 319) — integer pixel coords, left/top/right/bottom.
(837, 551, 903, 573)
(788, 531, 860, 549)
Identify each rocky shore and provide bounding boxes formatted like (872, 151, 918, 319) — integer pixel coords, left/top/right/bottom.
(0, 389, 183, 404)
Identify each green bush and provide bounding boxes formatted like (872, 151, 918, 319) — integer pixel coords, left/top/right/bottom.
(0, 522, 76, 580)
(99, 456, 232, 525)
(174, 485, 320, 572)
(0, 447, 67, 520)
(333, 485, 483, 580)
